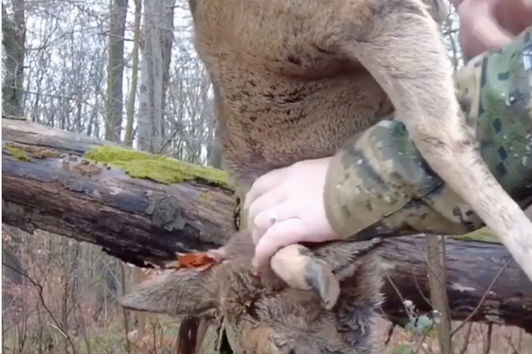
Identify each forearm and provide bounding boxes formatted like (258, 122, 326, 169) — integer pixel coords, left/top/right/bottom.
(324, 27, 532, 240)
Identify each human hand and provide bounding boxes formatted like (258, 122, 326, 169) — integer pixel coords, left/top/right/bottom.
(452, 0, 532, 59)
(244, 157, 340, 269)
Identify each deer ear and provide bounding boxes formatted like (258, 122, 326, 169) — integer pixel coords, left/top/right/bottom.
(120, 268, 218, 316)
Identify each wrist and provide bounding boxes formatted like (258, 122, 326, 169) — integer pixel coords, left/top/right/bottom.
(322, 126, 414, 239)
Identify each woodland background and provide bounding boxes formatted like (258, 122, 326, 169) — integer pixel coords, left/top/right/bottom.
(2, 0, 531, 353)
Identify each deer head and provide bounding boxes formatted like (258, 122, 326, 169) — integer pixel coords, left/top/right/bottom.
(121, 232, 384, 353)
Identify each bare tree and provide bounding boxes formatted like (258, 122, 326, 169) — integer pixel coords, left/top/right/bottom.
(105, 0, 129, 142)
(427, 236, 452, 354)
(124, 0, 142, 147)
(2, 0, 26, 118)
(136, 0, 176, 152)
(206, 101, 222, 168)
(20, 0, 109, 137)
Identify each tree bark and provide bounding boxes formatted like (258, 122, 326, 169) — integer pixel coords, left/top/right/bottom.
(105, 0, 128, 142)
(426, 236, 452, 354)
(205, 97, 222, 168)
(3, 118, 532, 332)
(2, 0, 26, 118)
(136, 0, 176, 152)
(125, 0, 142, 147)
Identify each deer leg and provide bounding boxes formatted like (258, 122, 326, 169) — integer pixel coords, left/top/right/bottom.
(341, 3, 532, 280)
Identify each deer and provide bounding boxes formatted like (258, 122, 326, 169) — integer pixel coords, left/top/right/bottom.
(121, 231, 384, 353)
(122, 0, 532, 351)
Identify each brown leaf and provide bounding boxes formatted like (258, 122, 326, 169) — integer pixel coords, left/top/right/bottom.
(164, 252, 218, 271)
(177, 252, 216, 271)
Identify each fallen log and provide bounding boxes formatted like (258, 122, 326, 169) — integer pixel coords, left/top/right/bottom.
(3, 118, 532, 331)
(2, 119, 235, 267)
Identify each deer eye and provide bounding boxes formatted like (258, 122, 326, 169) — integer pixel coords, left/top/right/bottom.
(288, 349, 296, 354)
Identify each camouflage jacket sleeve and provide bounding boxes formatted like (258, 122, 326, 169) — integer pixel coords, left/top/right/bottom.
(324, 27, 532, 240)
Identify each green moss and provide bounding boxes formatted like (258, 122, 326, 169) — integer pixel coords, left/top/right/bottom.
(5, 143, 30, 161)
(85, 145, 229, 187)
(452, 227, 500, 243)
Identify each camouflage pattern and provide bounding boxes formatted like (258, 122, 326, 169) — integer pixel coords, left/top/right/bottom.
(324, 27, 532, 240)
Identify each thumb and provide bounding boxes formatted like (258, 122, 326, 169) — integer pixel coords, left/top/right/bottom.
(252, 218, 307, 270)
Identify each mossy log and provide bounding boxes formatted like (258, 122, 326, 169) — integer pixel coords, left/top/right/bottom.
(2, 119, 235, 267)
(3, 118, 532, 331)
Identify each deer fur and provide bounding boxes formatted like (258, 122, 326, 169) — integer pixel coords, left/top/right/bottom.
(121, 232, 383, 353)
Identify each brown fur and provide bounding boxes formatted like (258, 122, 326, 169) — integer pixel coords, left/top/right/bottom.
(122, 0, 532, 351)
(193, 1, 392, 193)
(121, 232, 383, 353)
(190, 0, 448, 195)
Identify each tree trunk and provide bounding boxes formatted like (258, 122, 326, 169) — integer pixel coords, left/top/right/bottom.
(207, 121, 222, 168)
(426, 236, 452, 354)
(2, 0, 26, 119)
(3, 118, 532, 331)
(125, 0, 142, 147)
(205, 97, 222, 168)
(137, 0, 176, 152)
(105, 0, 128, 142)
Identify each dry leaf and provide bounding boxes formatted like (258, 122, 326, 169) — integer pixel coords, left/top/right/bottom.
(178, 252, 216, 270)
(164, 252, 217, 271)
